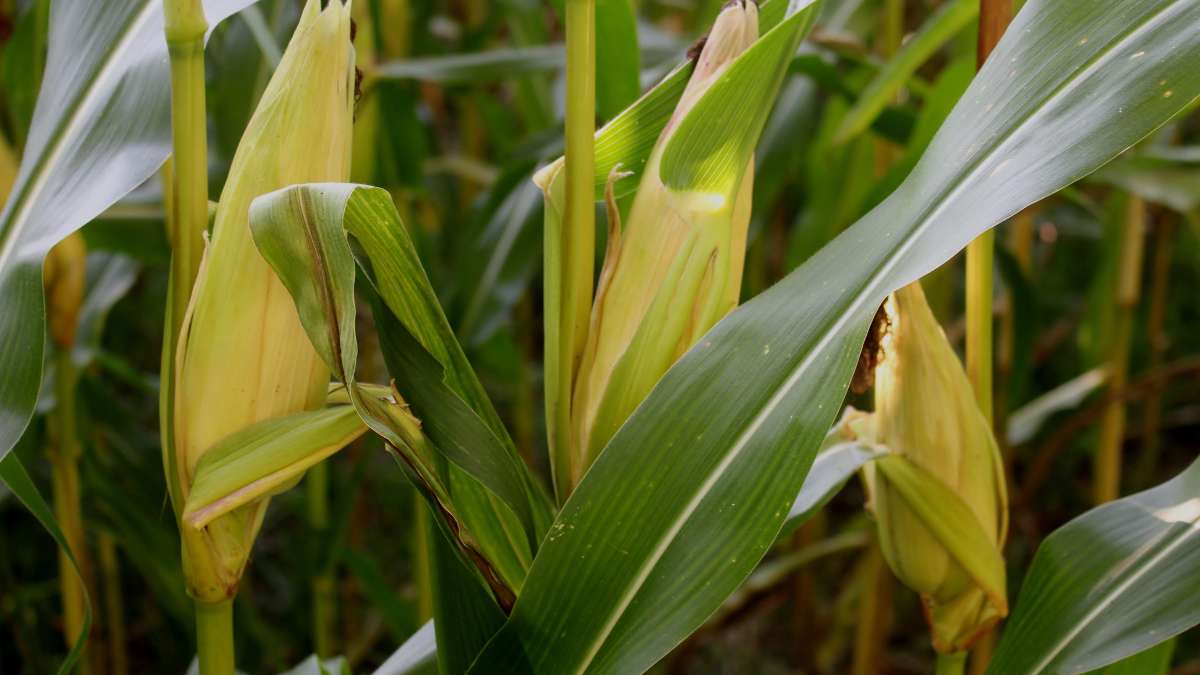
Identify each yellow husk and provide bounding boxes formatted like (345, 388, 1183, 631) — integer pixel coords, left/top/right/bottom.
(568, 2, 759, 487)
(173, 0, 354, 601)
(868, 281, 1008, 652)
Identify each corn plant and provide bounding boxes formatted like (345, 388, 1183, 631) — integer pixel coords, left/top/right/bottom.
(0, 0, 1198, 674)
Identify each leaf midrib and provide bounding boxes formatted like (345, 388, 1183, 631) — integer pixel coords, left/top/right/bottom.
(566, 2, 1188, 671)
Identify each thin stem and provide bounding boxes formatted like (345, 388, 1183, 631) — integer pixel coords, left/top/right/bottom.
(560, 0, 597, 495)
(50, 349, 92, 674)
(308, 462, 335, 657)
(967, 4, 1011, 672)
(965, 232, 995, 422)
(1094, 195, 1146, 504)
(851, 538, 893, 675)
(937, 651, 969, 675)
(194, 600, 235, 675)
(1136, 217, 1174, 481)
(99, 534, 129, 675)
(163, 0, 210, 346)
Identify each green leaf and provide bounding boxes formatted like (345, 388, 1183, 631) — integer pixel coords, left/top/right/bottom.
(249, 183, 551, 599)
(1085, 639, 1175, 675)
(0, 0, 49, 147)
(183, 405, 367, 528)
(73, 252, 139, 368)
(874, 454, 1008, 608)
(783, 441, 882, 535)
(373, 621, 437, 675)
(595, 0, 640, 121)
(1005, 368, 1108, 446)
(472, 0, 1200, 672)
(0, 0, 261, 463)
(374, 45, 567, 84)
(832, 0, 978, 145)
(1093, 150, 1200, 216)
(0, 452, 91, 674)
(989, 457, 1200, 673)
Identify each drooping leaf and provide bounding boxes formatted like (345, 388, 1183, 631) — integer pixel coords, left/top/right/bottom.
(470, 0, 1200, 672)
(249, 183, 552, 601)
(988, 458, 1200, 674)
(1006, 368, 1108, 446)
(183, 404, 368, 527)
(0, 0, 262, 463)
(782, 441, 882, 535)
(0, 452, 90, 674)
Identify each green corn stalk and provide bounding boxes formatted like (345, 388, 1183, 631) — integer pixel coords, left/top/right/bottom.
(43, 232, 93, 674)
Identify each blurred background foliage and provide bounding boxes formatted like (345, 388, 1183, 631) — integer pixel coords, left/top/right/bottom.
(1, 0, 1198, 672)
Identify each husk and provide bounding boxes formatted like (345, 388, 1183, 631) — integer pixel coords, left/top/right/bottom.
(569, 2, 759, 482)
(172, 0, 354, 601)
(869, 281, 1008, 652)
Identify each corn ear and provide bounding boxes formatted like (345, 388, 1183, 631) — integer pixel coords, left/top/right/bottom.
(864, 281, 1008, 652)
(171, 0, 355, 601)
(565, 1, 759, 491)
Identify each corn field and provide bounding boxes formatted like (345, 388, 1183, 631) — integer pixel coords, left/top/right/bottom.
(2, 0, 1199, 673)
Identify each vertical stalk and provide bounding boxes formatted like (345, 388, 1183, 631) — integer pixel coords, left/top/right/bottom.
(195, 600, 235, 675)
(855, 3, 904, 668)
(414, 494, 434, 622)
(968, 0, 1012, 419)
(560, 0, 597, 493)
(163, 0, 210, 344)
(163, 2, 229, 673)
(850, 538, 893, 675)
(50, 351, 91, 675)
(99, 534, 128, 675)
(308, 463, 335, 657)
(1094, 195, 1146, 504)
(965, 237, 995, 421)
(937, 652, 968, 675)
(1136, 217, 1174, 480)
(967, 3, 1011, 672)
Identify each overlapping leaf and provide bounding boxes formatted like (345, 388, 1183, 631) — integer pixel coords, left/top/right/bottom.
(249, 184, 552, 605)
(471, 0, 1200, 672)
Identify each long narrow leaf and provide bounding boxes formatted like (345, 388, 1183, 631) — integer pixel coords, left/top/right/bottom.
(0, 0, 260, 462)
(471, 1, 1200, 673)
(250, 184, 551, 598)
(988, 457, 1200, 674)
(0, 453, 90, 674)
